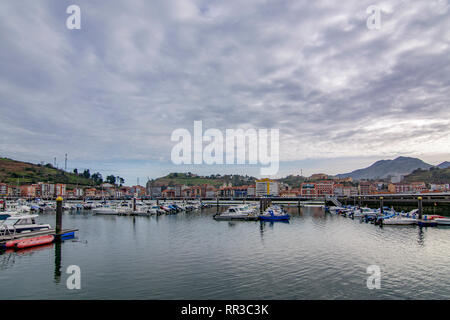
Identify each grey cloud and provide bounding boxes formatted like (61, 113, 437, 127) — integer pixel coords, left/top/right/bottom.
(0, 0, 449, 181)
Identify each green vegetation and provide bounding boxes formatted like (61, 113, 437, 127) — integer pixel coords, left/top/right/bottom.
(0, 157, 122, 189)
(276, 175, 307, 188)
(150, 172, 257, 187)
(403, 167, 450, 184)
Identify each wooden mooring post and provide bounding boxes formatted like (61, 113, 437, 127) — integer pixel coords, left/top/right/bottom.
(380, 197, 384, 214)
(56, 196, 63, 235)
(418, 196, 423, 220)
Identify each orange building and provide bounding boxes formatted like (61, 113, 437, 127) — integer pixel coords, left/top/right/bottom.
(85, 188, 97, 197)
(162, 189, 175, 198)
(54, 184, 66, 197)
(20, 185, 36, 197)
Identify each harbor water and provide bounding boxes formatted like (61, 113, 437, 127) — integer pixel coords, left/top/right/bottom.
(1, 207, 450, 299)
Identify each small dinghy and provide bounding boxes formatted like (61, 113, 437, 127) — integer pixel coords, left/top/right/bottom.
(6, 235, 54, 249)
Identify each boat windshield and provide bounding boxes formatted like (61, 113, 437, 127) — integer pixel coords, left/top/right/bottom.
(3, 219, 19, 226)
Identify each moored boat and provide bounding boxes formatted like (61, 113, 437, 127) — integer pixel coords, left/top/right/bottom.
(6, 235, 54, 249)
(0, 214, 51, 234)
(382, 216, 417, 225)
(259, 206, 290, 221)
(214, 205, 259, 221)
(435, 218, 450, 225)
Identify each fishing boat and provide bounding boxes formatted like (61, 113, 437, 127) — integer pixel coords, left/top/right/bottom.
(259, 206, 290, 221)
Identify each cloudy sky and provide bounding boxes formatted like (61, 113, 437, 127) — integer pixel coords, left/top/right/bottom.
(0, 0, 449, 184)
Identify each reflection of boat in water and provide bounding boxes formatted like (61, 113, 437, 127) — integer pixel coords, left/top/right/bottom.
(213, 204, 259, 221)
(259, 206, 290, 221)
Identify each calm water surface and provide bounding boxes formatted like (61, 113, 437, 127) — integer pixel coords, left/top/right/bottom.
(1, 207, 450, 299)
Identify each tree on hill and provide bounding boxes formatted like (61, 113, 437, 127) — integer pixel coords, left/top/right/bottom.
(82, 169, 91, 179)
(91, 172, 103, 184)
(106, 175, 116, 184)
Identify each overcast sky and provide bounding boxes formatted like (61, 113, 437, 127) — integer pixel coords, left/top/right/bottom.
(0, 0, 449, 185)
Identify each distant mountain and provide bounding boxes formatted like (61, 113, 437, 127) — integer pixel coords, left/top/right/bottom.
(437, 161, 450, 169)
(336, 157, 432, 180)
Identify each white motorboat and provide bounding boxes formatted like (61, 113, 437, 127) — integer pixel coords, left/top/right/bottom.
(435, 217, 450, 225)
(351, 207, 377, 218)
(0, 214, 51, 234)
(214, 205, 258, 220)
(382, 216, 417, 225)
(92, 205, 120, 215)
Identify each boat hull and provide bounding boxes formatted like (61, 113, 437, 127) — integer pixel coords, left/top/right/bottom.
(435, 218, 450, 225)
(417, 220, 438, 227)
(16, 235, 54, 249)
(213, 214, 258, 221)
(259, 215, 290, 221)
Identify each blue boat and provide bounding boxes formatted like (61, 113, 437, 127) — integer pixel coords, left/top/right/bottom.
(259, 207, 290, 221)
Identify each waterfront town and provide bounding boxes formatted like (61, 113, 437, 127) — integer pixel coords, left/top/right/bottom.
(1, 174, 449, 200)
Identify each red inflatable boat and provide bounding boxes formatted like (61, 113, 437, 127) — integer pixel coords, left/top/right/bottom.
(6, 235, 54, 249)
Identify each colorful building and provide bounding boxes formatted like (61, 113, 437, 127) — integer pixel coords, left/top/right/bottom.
(301, 183, 317, 197)
(0, 183, 8, 196)
(20, 184, 37, 197)
(255, 179, 279, 196)
(55, 184, 66, 197)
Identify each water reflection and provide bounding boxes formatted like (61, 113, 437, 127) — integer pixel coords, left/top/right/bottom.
(417, 227, 425, 246)
(1, 207, 450, 299)
(54, 241, 61, 284)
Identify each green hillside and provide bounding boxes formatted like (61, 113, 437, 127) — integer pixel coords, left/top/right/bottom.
(0, 157, 100, 188)
(403, 167, 450, 184)
(276, 175, 307, 188)
(150, 173, 257, 187)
